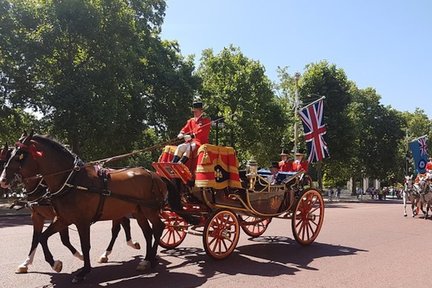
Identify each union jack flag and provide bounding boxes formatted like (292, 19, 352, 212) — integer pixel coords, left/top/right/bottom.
(418, 137, 428, 156)
(299, 99, 330, 163)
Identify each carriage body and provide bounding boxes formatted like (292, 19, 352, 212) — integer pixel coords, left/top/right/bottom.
(153, 144, 325, 259)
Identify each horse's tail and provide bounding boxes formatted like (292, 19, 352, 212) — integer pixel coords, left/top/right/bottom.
(161, 177, 182, 211)
(160, 177, 200, 225)
(150, 172, 169, 206)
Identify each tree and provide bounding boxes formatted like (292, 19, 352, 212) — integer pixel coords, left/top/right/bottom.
(0, 0, 198, 160)
(348, 87, 404, 183)
(197, 46, 287, 165)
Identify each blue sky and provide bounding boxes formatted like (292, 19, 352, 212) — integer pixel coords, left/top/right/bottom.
(160, 0, 432, 118)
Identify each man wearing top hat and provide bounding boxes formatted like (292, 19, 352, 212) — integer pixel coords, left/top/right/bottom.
(172, 99, 211, 164)
(278, 149, 293, 172)
(292, 149, 309, 172)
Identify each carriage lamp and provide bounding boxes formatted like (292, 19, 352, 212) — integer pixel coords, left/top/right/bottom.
(246, 159, 258, 190)
(246, 159, 257, 177)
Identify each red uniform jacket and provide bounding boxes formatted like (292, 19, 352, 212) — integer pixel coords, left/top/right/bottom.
(279, 160, 293, 172)
(292, 159, 309, 172)
(426, 161, 432, 172)
(180, 115, 211, 146)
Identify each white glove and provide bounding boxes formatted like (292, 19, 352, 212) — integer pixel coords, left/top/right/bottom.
(177, 133, 184, 139)
(184, 134, 192, 142)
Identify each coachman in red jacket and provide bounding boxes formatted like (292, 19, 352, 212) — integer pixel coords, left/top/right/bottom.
(172, 100, 211, 164)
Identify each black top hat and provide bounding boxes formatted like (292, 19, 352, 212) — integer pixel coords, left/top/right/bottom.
(280, 149, 290, 156)
(192, 100, 204, 110)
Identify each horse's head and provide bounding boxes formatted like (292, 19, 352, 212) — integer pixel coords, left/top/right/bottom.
(0, 132, 77, 190)
(0, 132, 42, 189)
(404, 175, 414, 190)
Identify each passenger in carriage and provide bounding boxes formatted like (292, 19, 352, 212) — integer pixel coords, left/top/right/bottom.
(278, 149, 293, 172)
(268, 161, 280, 184)
(172, 99, 211, 164)
(291, 149, 309, 172)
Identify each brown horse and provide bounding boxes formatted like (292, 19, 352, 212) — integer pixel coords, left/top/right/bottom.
(0, 134, 166, 283)
(0, 143, 140, 273)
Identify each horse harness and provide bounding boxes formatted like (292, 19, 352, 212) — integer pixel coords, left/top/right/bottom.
(37, 158, 164, 223)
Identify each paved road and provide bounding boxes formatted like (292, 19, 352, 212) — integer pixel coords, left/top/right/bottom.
(0, 200, 430, 288)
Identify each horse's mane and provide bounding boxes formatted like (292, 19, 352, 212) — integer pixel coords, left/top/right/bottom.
(32, 135, 76, 159)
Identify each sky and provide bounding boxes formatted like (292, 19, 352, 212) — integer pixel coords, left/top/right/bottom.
(160, 0, 432, 118)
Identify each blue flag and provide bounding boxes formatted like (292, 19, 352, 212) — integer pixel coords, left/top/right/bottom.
(409, 136, 429, 174)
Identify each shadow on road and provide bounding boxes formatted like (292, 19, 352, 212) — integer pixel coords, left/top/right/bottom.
(33, 236, 366, 288)
(0, 215, 32, 228)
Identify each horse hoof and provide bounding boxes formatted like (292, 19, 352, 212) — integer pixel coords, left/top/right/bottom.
(72, 275, 86, 284)
(136, 260, 151, 271)
(74, 251, 84, 261)
(127, 240, 141, 250)
(133, 242, 141, 250)
(52, 260, 63, 273)
(15, 265, 28, 274)
(404, 214, 407, 217)
(98, 256, 108, 263)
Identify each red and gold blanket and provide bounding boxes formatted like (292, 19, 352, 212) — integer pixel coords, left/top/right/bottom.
(195, 144, 241, 189)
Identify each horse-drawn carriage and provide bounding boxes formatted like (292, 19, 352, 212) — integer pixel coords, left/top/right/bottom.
(153, 143, 325, 259)
(0, 134, 324, 283)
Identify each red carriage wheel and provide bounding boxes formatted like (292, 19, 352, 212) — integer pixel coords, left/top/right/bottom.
(159, 210, 188, 249)
(203, 209, 240, 260)
(291, 188, 324, 246)
(239, 215, 272, 238)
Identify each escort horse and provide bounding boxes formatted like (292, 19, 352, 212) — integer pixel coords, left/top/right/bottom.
(403, 175, 420, 217)
(0, 135, 171, 283)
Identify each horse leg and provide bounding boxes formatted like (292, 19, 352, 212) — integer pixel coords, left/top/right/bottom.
(403, 191, 407, 217)
(59, 227, 83, 261)
(134, 213, 153, 271)
(98, 219, 121, 263)
(16, 211, 43, 273)
(39, 218, 69, 273)
(412, 197, 418, 217)
(147, 214, 164, 268)
(72, 223, 92, 284)
(121, 217, 141, 250)
(139, 210, 165, 269)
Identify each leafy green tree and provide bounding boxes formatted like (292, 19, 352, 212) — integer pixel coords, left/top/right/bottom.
(197, 46, 287, 166)
(0, 0, 197, 160)
(348, 87, 404, 184)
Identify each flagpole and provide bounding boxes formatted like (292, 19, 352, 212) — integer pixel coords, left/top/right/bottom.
(294, 72, 301, 154)
(299, 96, 326, 111)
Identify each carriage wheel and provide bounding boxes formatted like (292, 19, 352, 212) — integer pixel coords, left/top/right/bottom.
(203, 209, 240, 260)
(159, 210, 188, 249)
(291, 189, 324, 246)
(239, 215, 272, 238)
